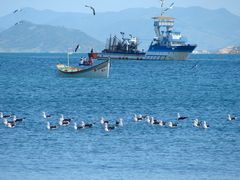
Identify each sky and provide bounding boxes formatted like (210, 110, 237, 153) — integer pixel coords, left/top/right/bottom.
(0, 0, 239, 16)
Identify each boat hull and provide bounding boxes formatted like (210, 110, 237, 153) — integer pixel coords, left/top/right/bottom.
(145, 51, 191, 60)
(97, 52, 145, 60)
(145, 44, 197, 60)
(96, 45, 196, 61)
(56, 60, 110, 78)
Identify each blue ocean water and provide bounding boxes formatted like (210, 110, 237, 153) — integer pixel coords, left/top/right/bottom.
(0, 53, 239, 180)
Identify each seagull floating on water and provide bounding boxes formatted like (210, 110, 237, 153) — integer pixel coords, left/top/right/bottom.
(3, 118, 15, 127)
(59, 114, 71, 126)
(150, 117, 161, 125)
(202, 121, 209, 129)
(2, 118, 16, 128)
(104, 123, 115, 132)
(100, 117, 109, 125)
(7, 121, 16, 128)
(74, 122, 84, 130)
(159, 120, 166, 126)
(59, 120, 70, 126)
(168, 122, 177, 128)
(47, 122, 58, 130)
(59, 114, 71, 122)
(0, 112, 12, 119)
(115, 118, 123, 127)
(13, 115, 25, 123)
(177, 113, 188, 120)
(42, 112, 51, 119)
(193, 119, 201, 127)
(133, 114, 144, 122)
(146, 116, 151, 123)
(228, 114, 237, 121)
(81, 121, 93, 128)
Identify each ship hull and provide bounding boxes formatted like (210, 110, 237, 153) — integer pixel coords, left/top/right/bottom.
(96, 46, 196, 60)
(145, 51, 190, 60)
(145, 44, 197, 60)
(97, 52, 145, 60)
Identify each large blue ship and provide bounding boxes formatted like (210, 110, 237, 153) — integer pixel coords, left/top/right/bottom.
(145, 15, 196, 60)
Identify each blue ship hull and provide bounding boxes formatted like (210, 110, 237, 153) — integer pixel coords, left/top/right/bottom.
(148, 44, 196, 52)
(145, 44, 197, 60)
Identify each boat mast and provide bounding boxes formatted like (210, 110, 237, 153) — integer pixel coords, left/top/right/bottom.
(67, 52, 69, 66)
(67, 48, 72, 67)
(153, 0, 175, 44)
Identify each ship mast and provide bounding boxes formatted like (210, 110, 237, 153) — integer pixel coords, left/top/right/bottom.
(153, 0, 175, 45)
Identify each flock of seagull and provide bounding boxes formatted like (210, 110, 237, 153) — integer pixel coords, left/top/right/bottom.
(0, 112, 238, 131)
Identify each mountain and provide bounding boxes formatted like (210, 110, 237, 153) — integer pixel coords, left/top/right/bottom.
(0, 7, 240, 51)
(0, 21, 103, 52)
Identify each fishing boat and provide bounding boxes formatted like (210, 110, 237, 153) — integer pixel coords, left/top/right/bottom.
(56, 49, 110, 78)
(56, 60, 110, 78)
(97, 32, 145, 60)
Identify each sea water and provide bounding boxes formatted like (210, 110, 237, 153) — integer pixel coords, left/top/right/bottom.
(0, 53, 239, 180)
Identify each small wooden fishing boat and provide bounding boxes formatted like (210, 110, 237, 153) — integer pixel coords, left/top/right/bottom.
(56, 59, 110, 78)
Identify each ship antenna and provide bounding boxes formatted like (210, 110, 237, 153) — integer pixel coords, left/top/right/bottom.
(160, 0, 164, 8)
(120, 32, 125, 40)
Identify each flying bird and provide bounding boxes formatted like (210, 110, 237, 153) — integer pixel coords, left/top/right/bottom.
(13, 9, 22, 14)
(85, 5, 96, 15)
(160, 0, 165, 8)
(191, 62, 199, 69)
(74, 44, 80, 52)
(162, 2, 175, 14)
(14, 20, 24, 26)
(169, 2, 175, 9)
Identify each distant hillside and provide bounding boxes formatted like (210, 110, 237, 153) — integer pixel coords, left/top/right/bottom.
(0, 7, 240, 51)
(0, 21, 103, 52)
